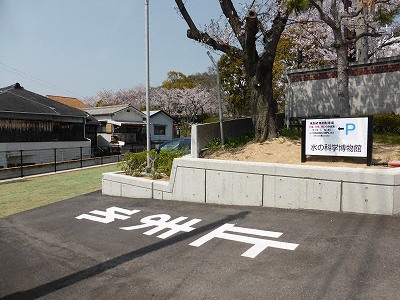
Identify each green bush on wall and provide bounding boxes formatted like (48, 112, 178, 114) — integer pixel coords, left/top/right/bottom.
(372, 114, 400, 134)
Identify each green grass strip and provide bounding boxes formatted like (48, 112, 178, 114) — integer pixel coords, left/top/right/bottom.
(0, 164, 120, 218)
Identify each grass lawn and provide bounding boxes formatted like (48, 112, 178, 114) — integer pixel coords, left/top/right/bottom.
(0, 164, 121, 218)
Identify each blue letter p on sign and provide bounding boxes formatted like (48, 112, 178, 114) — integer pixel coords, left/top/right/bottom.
(346, 123, 356, 135)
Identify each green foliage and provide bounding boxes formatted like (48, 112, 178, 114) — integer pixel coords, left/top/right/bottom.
(375, 7, 398, 25)
(178, 123, 191, 137)
(119, 149, 184, 179)
(95, 99, 108, 107)
(202, 117, 220, 123)
(279, 127, 302, 140)
(374, 133, 400, 145)
(372, 114, 400, 134)
(119, 151, 147, 177)
(153, 150, 184, 178)
(206, 133, 255, 151)
(162, 71, 196, 89)
(288, 0, 311, 15)
(218, 55, 251, 117)
(188, 71, 216, 89)
(272, 34, 300, 111)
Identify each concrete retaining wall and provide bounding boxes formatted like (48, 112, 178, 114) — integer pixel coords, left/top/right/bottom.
(191, 118, 254, 158)
(103, 157, 400, 215)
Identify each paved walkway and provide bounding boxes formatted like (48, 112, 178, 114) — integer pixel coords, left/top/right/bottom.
(1, 191, 400, 299)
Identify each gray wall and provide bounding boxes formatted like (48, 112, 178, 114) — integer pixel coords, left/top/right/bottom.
(287, 56, 400, 118)
(191, 118, 254, 158)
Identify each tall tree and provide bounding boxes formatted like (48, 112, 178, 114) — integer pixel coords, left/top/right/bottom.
(175, 0, 293, 141)
(296, 0, 400, 116)
(218, 54, 251, 117)
(162, 71, 197, 89)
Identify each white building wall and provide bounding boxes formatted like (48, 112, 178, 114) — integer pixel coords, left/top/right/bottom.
(114, 109, 144, 122)
(150, 113, 174, 143)
(288, 57, 400, 118)
(0, 140, 91, 168)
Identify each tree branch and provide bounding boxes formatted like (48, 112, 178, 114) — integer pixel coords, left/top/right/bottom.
(339, 6, 364, 20)
(175, 0, 243, 57)
(308, 0, 338, 29)
(219, 0, 246, 47)
(262, 8, 290, 55)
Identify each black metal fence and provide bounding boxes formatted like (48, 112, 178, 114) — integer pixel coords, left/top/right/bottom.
(0, 146, 125, 180)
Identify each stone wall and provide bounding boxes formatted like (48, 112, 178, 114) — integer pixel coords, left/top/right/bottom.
(287, 56, 400, 118)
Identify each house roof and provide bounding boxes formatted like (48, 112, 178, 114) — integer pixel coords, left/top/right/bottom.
(142, 110, 174, 120)
(84, 104, 144, 116)
(0, 83, 88, 119)
(46, 95, 87, 109)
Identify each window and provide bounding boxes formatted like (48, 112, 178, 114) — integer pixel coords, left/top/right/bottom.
(99, 122, 107, 133)
(154, 125, 166, 135)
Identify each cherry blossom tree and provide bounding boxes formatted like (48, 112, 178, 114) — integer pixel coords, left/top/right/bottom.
(175, 0, 295, 141)
(287, 0, 400, 116)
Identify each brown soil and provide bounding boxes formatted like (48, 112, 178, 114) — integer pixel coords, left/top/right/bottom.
(205, 137, 400, 169)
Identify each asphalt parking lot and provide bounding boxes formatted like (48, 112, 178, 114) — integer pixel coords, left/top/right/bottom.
(1, 191, 400, 300)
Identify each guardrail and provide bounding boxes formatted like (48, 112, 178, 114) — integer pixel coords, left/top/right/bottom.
(0, 147, 125, 180)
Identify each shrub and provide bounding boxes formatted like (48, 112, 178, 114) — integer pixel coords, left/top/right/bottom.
(119, 151, 147, 177)
(206, 132, 255, 150)
(372, 114, 400, 134)
(278, 127, 302, 139)
(152, 149, 184, 178)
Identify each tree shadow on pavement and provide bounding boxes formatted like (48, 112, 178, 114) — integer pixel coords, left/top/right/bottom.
(1, 211, 250, 300)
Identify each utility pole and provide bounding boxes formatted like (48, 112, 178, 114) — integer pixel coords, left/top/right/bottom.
(207, 51, 224, 146)
(145, 0, 151, 174)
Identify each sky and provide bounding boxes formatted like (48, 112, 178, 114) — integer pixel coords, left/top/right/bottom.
(0, 0, 225, 100)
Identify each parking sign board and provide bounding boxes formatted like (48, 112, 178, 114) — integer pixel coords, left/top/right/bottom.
(301, 116, 373, 165)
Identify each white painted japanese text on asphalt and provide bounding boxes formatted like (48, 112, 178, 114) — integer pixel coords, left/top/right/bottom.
(76, 206, 299, 258)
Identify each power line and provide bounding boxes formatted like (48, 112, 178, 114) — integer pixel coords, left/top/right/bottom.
(0, 62, 83, 99)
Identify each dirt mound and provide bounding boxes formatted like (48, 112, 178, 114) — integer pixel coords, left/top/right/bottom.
(205, 137, 400, 169)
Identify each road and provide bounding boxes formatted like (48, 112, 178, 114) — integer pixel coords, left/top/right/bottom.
(1, 191, 400, 300)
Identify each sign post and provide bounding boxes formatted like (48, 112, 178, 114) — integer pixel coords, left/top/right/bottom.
(301, 116, 373, 166)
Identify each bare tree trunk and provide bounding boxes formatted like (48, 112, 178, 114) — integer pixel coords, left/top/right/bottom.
(174, 0, 288, 141)
(247, 62, 277, 141)
(336, 45, 351, 117)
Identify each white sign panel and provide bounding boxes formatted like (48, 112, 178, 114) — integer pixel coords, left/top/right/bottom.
(305, 117, 369, 157)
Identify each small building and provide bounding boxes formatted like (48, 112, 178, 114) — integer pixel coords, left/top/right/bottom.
(142, 110, 175, 147)
(0, 83, 93, 168)
(84, 105, 176, 151)
(84, 104, 147, 151)
(46, 95, 98, 147)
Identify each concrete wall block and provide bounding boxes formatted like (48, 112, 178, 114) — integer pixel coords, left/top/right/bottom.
(121, 183, 152, 199)
(153, 180, 171, 193)
(264, 176, 305, 209)
(177, 157, 277, 175)
(263, 176, 341, 211)
(153, 190, 163, 200)
(172, 167, 205, 203)
(162, 192, 173, 201)
(304, 179, 341, 211)
(102, 179, 121, 196)
(206, 170, 262, 206)
(392, 187, 400, 214)
(342, 183, 394, 215)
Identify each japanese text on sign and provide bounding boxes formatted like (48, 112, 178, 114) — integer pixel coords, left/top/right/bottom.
(304, 117, 369, 157)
